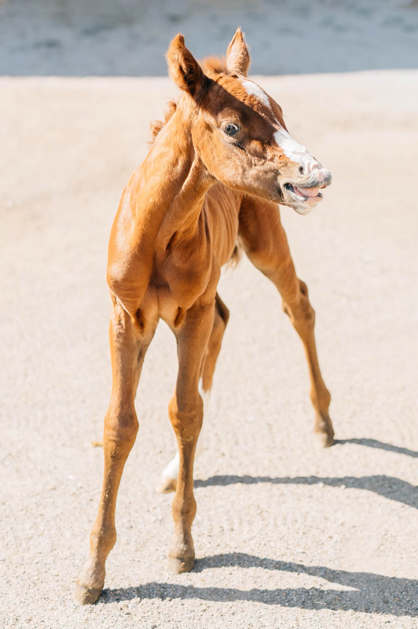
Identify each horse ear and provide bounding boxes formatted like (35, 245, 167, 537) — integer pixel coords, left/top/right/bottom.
(167, 34, 206, 97)
(226, 28, 250, 77)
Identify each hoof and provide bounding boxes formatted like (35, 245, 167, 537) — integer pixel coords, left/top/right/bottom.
(314, 431, 334, 448)
(74, 582, 103, 605)
(156, 475, 177, 494)
(168, 555, 195, 574)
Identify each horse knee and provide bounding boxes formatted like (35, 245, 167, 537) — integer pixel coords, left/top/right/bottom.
(104, 411, 139, 449)
(168, 397, 203, 439)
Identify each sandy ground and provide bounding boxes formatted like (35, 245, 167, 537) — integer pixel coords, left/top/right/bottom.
(0, 69, 417, 628)
(1, 0, 418, 76)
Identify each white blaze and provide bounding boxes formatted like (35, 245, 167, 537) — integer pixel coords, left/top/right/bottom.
(241, 79, 271, 110)
(240, 78, 319, 175)
(274, 128, 319, 173)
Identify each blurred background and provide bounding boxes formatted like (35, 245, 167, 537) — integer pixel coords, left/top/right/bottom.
(1, 2, 418, 628)
(1, 0, 418, 75)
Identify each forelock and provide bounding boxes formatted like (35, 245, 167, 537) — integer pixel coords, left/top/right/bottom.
(201, 56, 229, 78)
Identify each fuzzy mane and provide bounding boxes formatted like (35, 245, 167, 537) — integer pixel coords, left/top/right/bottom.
(149, 98, 178, 143)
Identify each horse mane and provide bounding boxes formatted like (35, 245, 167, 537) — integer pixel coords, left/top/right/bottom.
(149, 99, 178, 143)
(150, 56, 230, 143)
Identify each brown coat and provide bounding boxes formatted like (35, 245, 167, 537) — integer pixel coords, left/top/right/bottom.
(75, 29, 334, 605)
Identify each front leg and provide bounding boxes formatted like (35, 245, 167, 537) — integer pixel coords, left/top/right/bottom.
(74, 300, 156, 604)
(167, 300, 215, 573)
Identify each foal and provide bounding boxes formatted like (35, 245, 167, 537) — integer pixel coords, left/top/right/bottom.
(75, 29, 334, 605)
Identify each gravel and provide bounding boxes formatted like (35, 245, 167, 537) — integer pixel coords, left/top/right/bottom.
(1, 71, 417, 628)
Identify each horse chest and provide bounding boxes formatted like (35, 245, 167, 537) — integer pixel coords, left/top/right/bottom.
(158, 250, 214, 307)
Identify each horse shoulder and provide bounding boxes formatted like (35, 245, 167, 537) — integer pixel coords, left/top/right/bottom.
(106, 176, 155, 316)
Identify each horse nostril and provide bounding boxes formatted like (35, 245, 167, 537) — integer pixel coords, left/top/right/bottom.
(299, 166, 304, 174)
(323, 170, 332, 186)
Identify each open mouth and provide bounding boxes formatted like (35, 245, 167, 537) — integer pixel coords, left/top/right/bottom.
(284, 183, 323, 203)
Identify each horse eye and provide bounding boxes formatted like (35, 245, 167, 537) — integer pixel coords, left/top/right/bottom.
(223, 123, 240, 136)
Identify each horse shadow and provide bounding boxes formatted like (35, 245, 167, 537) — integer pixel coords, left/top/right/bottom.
(194, 473, 418, 510)
(336, 437, 418, 459)
(99, 553, 418, 616)
(99, 437, 418, 615)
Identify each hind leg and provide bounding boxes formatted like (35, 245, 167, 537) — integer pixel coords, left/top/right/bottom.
(157, 293, 229, 493)
(239, 197, 334, 446)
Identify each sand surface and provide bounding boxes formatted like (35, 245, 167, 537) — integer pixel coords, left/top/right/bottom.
(1, 66, 418, 628)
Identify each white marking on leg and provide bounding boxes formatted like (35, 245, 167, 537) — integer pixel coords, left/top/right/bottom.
(241, 79, 271, 110)
(199, 380, 211, 418)
(197, 380, 211, 458)
(161, 451, 179, 482)
(159, 380, 211, 487)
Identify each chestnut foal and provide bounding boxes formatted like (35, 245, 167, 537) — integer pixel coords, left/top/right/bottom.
(75, 29, 334, 605)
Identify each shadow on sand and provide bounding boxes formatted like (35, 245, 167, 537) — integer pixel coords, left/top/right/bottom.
(336, 437, 418, 459)
(99, 553, 418, 616)
(98, 438, 418, 614)
(193, 473, 418, 510)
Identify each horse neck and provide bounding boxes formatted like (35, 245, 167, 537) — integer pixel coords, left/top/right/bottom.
(131, 106, 213, 250)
